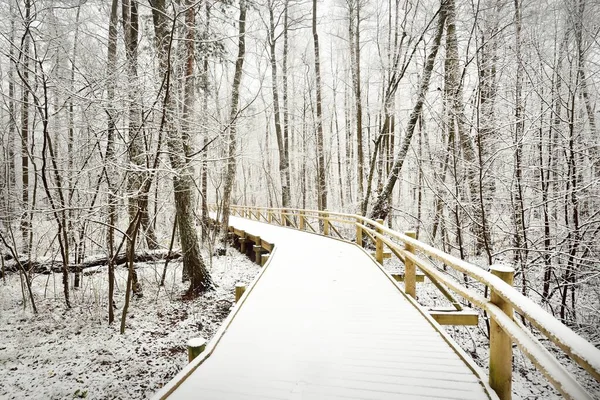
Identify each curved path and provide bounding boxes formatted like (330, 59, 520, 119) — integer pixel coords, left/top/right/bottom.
(155, 216, 497, 400)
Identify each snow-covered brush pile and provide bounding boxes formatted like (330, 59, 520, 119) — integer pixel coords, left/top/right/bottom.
(0, 249, 260, 400)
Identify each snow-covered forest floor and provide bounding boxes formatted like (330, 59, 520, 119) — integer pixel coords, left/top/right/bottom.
(0, 249, 260, 400)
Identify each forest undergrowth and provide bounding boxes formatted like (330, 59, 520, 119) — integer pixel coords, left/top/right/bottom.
(0, 249, 259, 400)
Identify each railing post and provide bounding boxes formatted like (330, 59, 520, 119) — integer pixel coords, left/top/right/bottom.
(323, 213, 330, 236)
(187, 337, 206, 363)
(235, 283, 246, 302)
(280, 209, 284, 225)
(356, 217, 363, 247)
(375, 219, 384, 264)
(299, 214, 305, 230)
(268, 210, 272, 224)
(404, 231, 417, 298)
(489, 264, 514, 400)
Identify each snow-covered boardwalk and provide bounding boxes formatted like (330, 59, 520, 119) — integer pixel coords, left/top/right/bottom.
(156, 216, 496, 399)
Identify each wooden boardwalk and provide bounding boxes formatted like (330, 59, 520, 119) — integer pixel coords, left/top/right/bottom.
(155, 216, 497, 400)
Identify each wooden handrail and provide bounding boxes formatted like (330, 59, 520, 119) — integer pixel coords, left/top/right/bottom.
(218, 204, 600, 399)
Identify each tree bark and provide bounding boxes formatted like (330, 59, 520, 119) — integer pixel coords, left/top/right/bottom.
(20, 0, 31, 254)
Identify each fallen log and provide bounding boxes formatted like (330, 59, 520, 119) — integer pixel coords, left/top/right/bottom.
(0, 249, 182, 277)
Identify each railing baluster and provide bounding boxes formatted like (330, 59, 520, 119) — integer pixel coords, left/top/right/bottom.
(489, 264, 515, 400)
(375, 219, 384, 264)
(356, 217, 363, 247)
(404, 231, 417, 299)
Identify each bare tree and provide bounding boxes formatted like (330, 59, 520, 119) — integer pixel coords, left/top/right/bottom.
(369, 2, 447, 221)
(221, 0, 248, 236)
(149, 0, 213, 295)
(312, 0, 327, 212)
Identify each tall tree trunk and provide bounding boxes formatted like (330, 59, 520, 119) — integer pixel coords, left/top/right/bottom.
(348, 0, 364, 207)
(70, 1, 82, 288)
(201, 2, 211, 243)
(369, 3, 447, 221)
(150, 0, 213, 295)
(221, 0, 247, 234)
(106, 0, 119, 321)
(312, 0, 327, 211)
(7, 0, 16, 218)
(282, 1, 292, 208)
(180, 0, 197, 280)
(20, 0, 31, 254)
(512, 0, 529, 294)
(267, 2, 291, 209)
(123, 0, 158, 255)
(445, 0, 489, 257)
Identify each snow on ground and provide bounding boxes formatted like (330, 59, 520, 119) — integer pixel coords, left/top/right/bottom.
(0, 249, 260, 400)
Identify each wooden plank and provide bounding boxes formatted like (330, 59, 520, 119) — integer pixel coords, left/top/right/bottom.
(261, 241, 274, 252)
(246, 233, 260, 243)
(371, 251, 392, 260)
(429, 308, 479, 326)
(233, 228, 245, 238)
(392, 272, 425, 283)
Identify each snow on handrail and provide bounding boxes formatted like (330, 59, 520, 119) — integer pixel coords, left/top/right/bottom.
(219, 204, 600, 399)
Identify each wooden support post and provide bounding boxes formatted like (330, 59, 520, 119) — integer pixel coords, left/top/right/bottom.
(299, 214, 305, 230)
(253, 238, 262, 265)
(404, 231, 417, 298)
(356, 218, 363, 247)
(257, 210, 262, 221)
(261, 254, 269, 266)
(280, 210, 284, 225)
(268, 210, 272, 224)
(235, 283, 246, 302)
(323, 215, 330, 236)
(239, 231, 247, 253)
(187, 337, 206, 363)
(375, 219, 384, 264)
(489, 264, 514, 400)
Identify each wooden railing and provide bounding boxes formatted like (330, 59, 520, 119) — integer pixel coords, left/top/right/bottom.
(210, 204, 600, 400)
